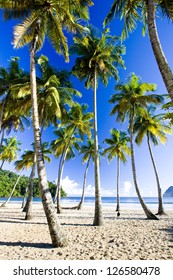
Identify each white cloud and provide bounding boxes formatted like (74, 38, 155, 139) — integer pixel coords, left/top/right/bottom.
(61, 176, 82, 196)
(121, 181, 133, 196)
(60, 176, 116, 197)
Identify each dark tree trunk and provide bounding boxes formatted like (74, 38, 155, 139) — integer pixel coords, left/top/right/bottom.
(0, 169, 23, 207)
(93, 68, 104, 226)
(147, 133, 166, 215)
(25, 155, 36, 220)
(116, 157, 120, 213)
(77, 156, 91, 210)
(129, 111, 158, 220)
(147, 0, 173, 102)
(29, 23, 67, 247)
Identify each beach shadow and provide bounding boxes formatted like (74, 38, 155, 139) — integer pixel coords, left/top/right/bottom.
(61, 222, 92, 227)
(160, 226, 173, 243)
(0, 219, 46, 225)
(0, 241, 52, 249)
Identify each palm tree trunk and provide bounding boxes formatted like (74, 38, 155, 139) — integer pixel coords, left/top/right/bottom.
(22, 184, 28, 209)
(0, 168, 23, 207)
(0, 100, 6, 133)
(29, 23, 67, 247)
(77, 156, 91, 210)
(54, 128, 76, 212)
(0, 127, 5, 147)
(25, 154, 36, 220)
(147, 0, 173, 102)
(93, 68, 104, 226)
(129, 111, 158, 220)
(116, 157, 120, 213)
(0, 160, 5, 170)
(147, 133, 166, 215)
(53, 151, 64, 203)
(56, 147, 69, 214)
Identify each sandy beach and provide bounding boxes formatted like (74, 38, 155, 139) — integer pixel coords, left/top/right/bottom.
(0, 203, 173, 260)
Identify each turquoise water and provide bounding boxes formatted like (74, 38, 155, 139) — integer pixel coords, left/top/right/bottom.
(0, 196, 172, 209)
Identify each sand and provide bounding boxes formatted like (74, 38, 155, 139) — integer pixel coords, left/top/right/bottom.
(0, 203, 173, 260)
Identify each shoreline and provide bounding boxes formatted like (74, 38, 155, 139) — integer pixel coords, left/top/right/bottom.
(0, 203, 173, 260)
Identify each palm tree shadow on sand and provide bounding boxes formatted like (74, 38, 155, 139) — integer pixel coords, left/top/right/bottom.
(160, 226, 173, 243)
(0, 241, 52, 249)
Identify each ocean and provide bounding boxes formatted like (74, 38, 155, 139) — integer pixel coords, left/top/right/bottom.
(0, 196, 172, 209)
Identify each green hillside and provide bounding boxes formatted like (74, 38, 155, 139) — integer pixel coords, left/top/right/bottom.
(0, 169, 66, 198)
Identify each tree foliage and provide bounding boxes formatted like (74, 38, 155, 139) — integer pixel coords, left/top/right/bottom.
(0, 169, 66, 198)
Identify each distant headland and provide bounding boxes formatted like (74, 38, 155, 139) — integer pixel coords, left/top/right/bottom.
(163, 186, 173, 197)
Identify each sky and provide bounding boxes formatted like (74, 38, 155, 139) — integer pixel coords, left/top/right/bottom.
(0, 0, 173, 198)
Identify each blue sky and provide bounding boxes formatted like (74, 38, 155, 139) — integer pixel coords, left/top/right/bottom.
(0, 1, 173, 197)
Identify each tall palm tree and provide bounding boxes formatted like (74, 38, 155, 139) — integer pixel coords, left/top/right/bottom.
(4, 0, 93, 247)
(71, 25, 125, 226)
(52, 129, 81, 213)
(103, 129, 130, 214)
(109, 73, 163, 220)
(134, 105, 172, 215)
(104, 0, 173, 103)
(51, 104, 93, 214)
(0, 136, 21, 170)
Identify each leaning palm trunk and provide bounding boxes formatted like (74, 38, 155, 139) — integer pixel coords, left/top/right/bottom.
(0, 160, 5, 170)
(147, 0, 173, 103)
(0, 127, 5, 147)
(93, 68, 104, 226)
(0, 168, 24, 207)
(55, 148, 68, 213)
(54, 130, 76, 213)
(0, 100, 6, 133)
(25, 155, 36, 220)
(22, 180, 29, 209)
(130, 112, 158, 220)
(23, 158, 36, 212)
(29, 23, 67, 247)
(116, 157, 120, 213)
(77, 156, 91, 210)
(147, 133, 165, 215)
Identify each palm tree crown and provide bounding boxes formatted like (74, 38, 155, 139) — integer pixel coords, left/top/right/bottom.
(71, 25, 125, 87)
(103, 129, 130, 163)
(0, 136, 21, 168)
(13, 0, 93, 60)
(134, 105, 172, 146)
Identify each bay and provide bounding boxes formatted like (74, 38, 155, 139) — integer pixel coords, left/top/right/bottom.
(0, 196, 172, 209)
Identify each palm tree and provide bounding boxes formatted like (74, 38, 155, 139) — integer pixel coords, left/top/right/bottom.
(0, 136, 21, 170)
(52, 130, 81, 213)
(52, 103, 93, 213)
(0, 57, 30, 138)
(104, 0, 173, 103)
(109, 73, 163, 220)
(13, 54, 82, 132)
(5, 0, 93, 247)
(71, 25, 125, 226)
(37, 55, 82, 131)
(134, 105, 172, 215)
(0, 114, 30, 146)
(103, 129, 130, 214)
